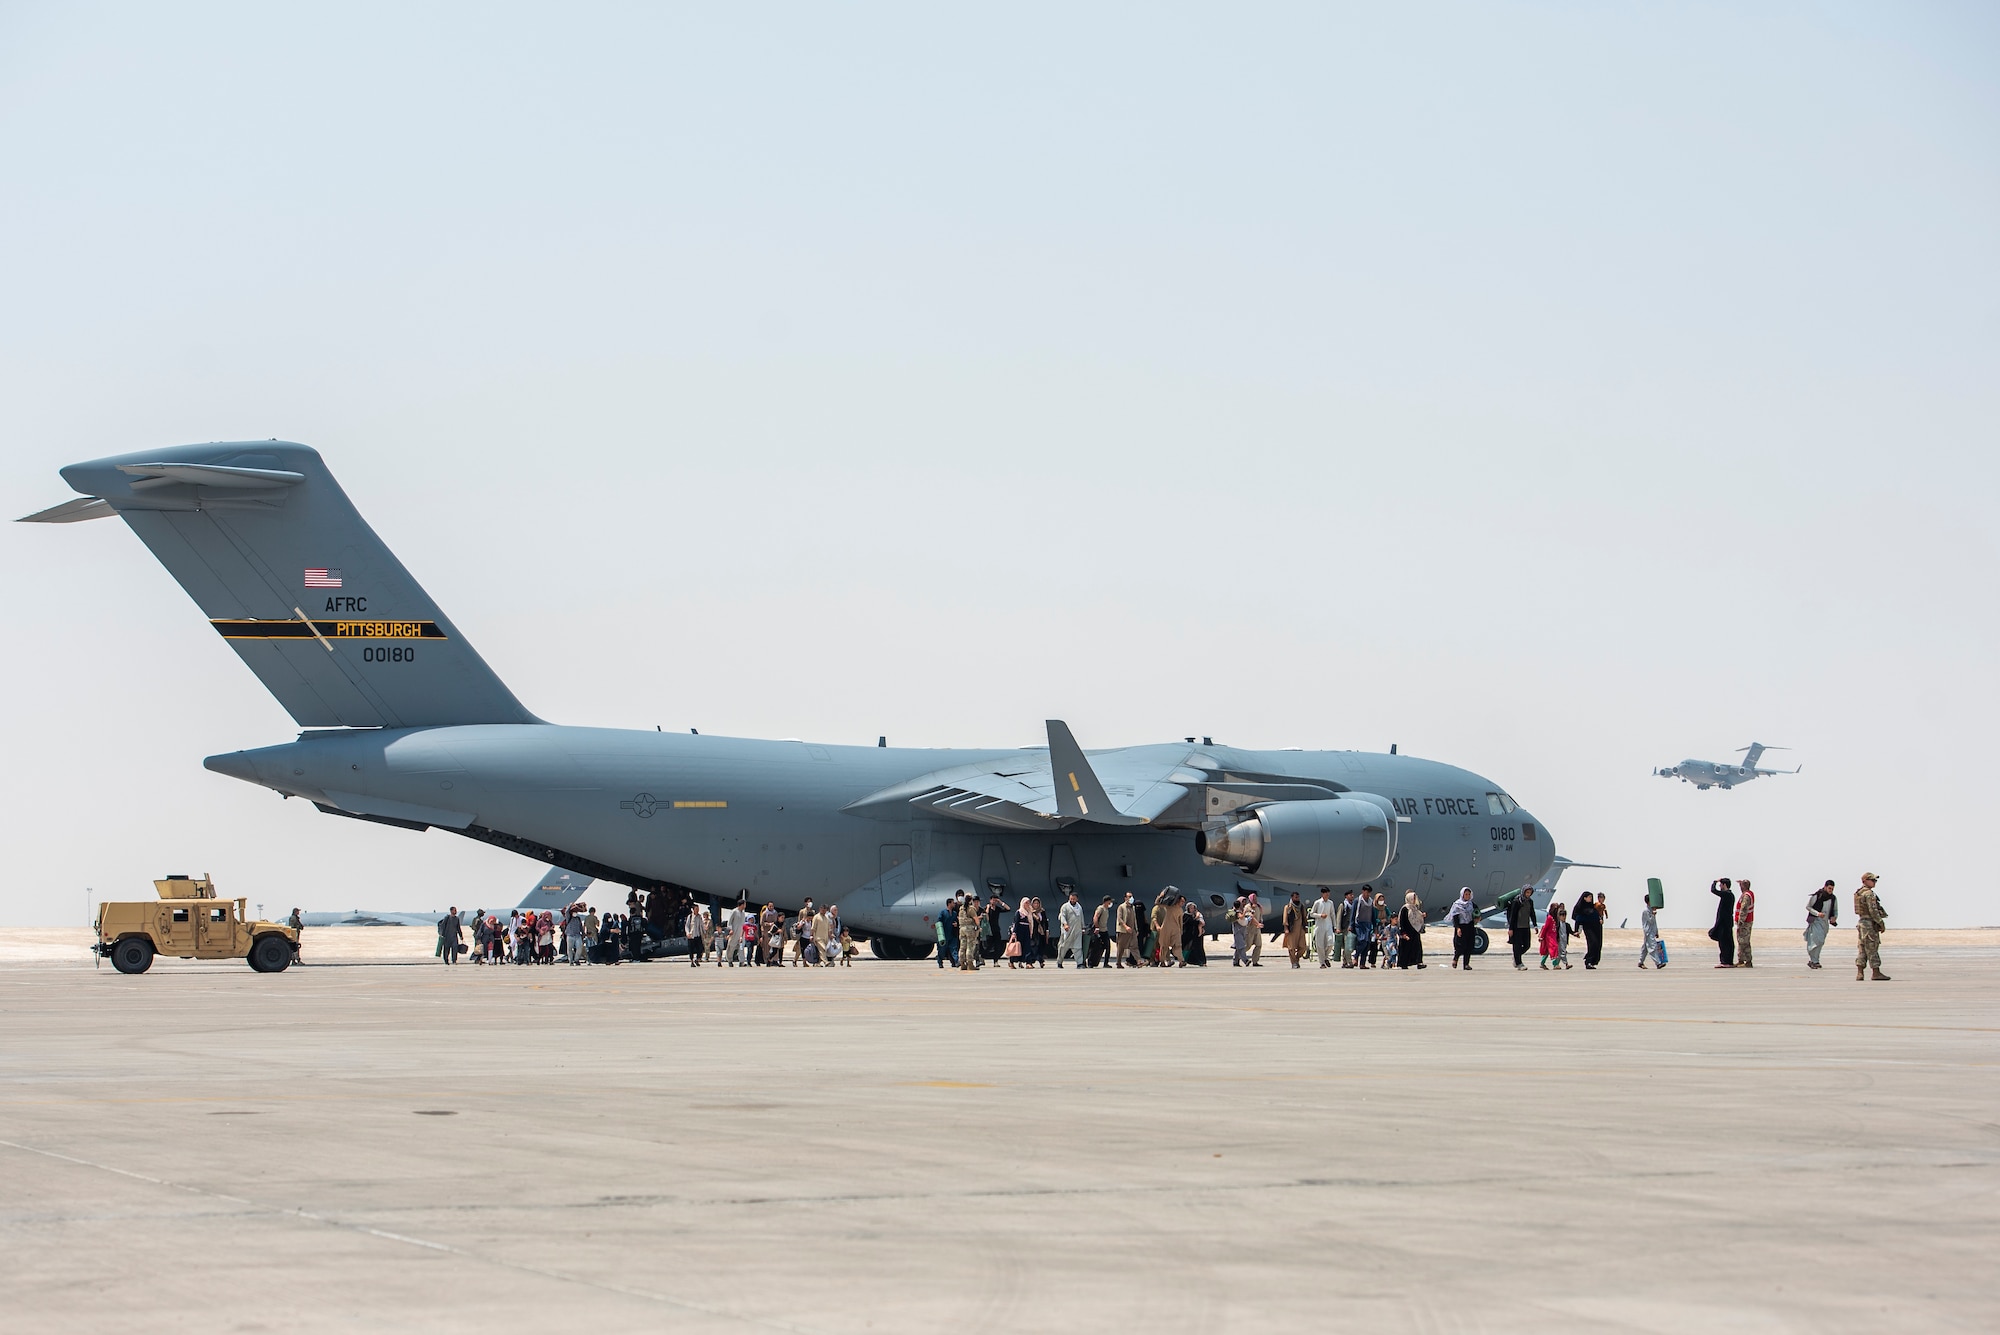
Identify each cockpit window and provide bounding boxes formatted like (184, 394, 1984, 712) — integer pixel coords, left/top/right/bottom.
(1486, 792, 1519, 815)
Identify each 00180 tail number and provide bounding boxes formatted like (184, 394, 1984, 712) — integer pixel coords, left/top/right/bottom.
(361, 646, 416, 663)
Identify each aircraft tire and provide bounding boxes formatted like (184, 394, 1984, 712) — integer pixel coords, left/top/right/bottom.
(111, 937, 154, 975)
(1471, 928, 1489, 956)
(869, 936, 935, 962)
(249, 935, 293, 973)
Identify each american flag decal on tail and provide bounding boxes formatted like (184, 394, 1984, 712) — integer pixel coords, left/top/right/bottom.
(303, 568, 342, 588)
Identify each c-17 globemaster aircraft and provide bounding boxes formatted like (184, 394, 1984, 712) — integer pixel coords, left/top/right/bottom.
(25, 442, 1560, 954)
(1654, 743, 1800, 791)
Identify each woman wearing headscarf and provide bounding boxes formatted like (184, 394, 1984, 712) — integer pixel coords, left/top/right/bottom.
(1007, 902, 1032, 969)
(1445, 888, 1479, 969)
(1398, 891, 1427, 969)
(1182, 899, 1206, 966)
(1571, 891, 1603, 969)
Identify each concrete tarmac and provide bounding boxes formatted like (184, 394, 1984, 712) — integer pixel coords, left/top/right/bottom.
(2, 929, 1994, 1333)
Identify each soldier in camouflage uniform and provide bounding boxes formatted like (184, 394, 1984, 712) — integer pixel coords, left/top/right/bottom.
(958, 896, 983, 971)
(1853, 872, 1889, 981)
(1734, 880, 1756, 967)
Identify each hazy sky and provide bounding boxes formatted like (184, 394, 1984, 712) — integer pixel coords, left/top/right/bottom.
(3, 3, 1995, 927)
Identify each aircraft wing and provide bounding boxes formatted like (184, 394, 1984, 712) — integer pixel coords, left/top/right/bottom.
(844, 726, 1203, 830)
(843, 723, 1356, 831)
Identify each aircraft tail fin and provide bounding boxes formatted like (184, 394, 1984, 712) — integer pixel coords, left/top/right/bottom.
(33, 443, 536, 729)
(517, 866, 593, 912)
(1738, 742, 1794, 772)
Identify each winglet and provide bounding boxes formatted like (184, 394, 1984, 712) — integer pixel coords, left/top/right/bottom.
(1046, 720, 1144, 825)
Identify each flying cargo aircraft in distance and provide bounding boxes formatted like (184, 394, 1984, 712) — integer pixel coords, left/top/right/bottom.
(25, 442, 1566, 956)
(1653, 743, 1800, 791)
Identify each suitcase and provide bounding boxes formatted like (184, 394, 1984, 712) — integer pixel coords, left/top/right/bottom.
(1647, 877, 1665, 910)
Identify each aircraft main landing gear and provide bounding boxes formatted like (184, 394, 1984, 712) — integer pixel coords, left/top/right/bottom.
(868, 936, 935, 961)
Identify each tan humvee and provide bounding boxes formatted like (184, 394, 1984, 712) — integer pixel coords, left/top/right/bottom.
(93, 874, 299, 975)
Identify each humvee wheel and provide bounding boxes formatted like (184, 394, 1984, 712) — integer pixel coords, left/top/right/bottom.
(249, 935, 293, 973)
(110, 938, 154, 975)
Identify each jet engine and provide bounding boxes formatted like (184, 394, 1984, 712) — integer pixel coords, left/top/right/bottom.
(1195, 796, 1398, 884)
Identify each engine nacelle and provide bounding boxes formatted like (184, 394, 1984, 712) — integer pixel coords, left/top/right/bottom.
(1195, 796, 1398, 885)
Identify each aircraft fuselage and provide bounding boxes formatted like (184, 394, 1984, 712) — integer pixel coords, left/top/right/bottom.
(208, 726, 1556, 938)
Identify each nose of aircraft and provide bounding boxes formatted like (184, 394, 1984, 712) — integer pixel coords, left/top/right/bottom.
(1529, 812, 1557, 880)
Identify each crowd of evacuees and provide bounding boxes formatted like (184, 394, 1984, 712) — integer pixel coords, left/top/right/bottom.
(433, 894, 654, 965)
(929, 885, 1461, 971)
(927, 888, 1214, 970)
(682, 898, 860, 967)
(423, 874, 1894, 978)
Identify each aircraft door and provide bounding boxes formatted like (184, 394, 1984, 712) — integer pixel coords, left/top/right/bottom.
(878, 845, 914, 907)
(1417, 863, 1434, 898)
